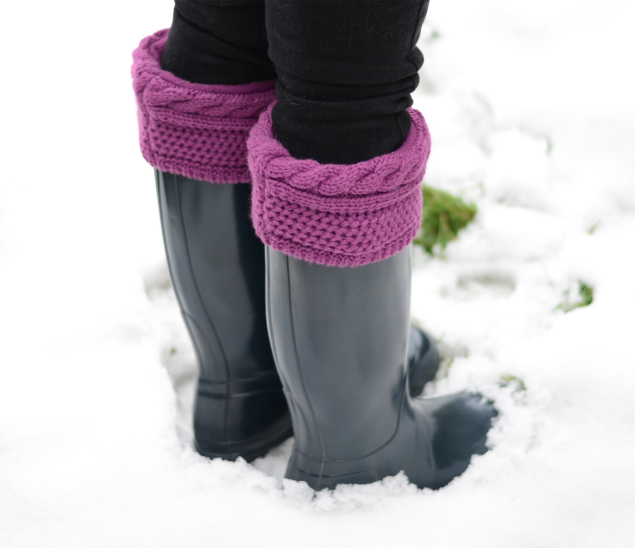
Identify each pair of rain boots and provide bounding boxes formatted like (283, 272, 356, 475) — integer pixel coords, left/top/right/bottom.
(156, 171, 440, 463)
(133, 30, 496, 490)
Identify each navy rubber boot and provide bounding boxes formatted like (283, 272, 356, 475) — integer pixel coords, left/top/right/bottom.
(265, 245, 497, 490)
(156, 171, 292, 461)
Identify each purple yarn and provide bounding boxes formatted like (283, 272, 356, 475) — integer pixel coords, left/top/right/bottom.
(132, 29, 276, 184)
(248, 104, 431, 267)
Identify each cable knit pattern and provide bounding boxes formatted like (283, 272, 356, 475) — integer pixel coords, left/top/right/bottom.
(248, 104, 431, 267)
(132, 29, 276, 184)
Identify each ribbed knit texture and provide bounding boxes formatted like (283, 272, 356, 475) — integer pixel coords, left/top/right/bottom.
(132, 29, 276, 184)
(248, 104, 431, 267)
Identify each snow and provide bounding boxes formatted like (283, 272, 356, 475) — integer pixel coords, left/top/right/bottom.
(1, 0, 635, 546)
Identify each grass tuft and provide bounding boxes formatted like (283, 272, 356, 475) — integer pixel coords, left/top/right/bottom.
(414, 185, 478, 255)
(499, 374, 527, 392)
(556, 281, 594, 313)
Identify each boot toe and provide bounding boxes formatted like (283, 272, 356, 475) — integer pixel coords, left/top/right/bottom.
(417, 392, 497, 488)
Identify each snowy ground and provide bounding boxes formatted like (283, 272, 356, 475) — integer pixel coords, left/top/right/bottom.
(1, 1, 635, 546)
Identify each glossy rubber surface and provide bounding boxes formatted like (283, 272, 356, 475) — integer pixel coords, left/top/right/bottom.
(156, 170, 292, 461)
(265, 245, 497, 490)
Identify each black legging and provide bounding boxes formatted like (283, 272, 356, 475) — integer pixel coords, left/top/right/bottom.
(161, 0, 429, 164)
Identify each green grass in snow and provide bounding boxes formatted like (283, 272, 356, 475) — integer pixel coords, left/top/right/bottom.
(414, 185, 478, 255)
(557, 281, 594, 313)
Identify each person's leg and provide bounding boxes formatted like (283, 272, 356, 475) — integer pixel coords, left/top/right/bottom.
(132, 3, 291, 461)
(161, 0, 275, 85)
(264, 0, 441, 395)
(249, 0, 496, 490)
(267, 0, 428, 164)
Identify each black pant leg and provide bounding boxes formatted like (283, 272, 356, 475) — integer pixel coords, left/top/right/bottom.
(266, 0, 430, 164)
(161, 0, 274, 85)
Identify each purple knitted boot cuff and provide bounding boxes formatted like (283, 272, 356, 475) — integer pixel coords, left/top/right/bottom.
(132, 29, 276, 184)
(248, 104, 431, 267)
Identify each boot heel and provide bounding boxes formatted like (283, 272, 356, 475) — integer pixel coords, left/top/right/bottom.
(194, 420, 292, 463)
(194, 378, 292, 462)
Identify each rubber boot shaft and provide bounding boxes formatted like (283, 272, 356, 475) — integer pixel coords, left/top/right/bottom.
(156, 170, 292, 460)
